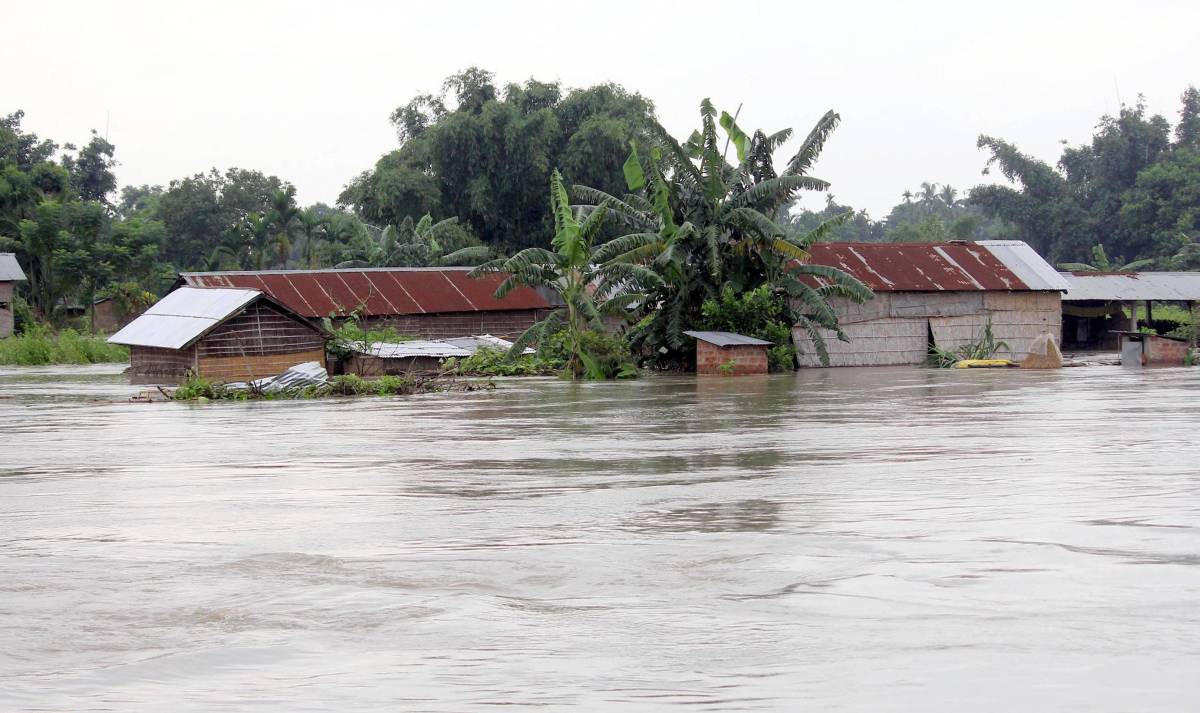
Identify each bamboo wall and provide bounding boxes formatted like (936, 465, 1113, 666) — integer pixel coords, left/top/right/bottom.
(195, 301, 326, 382)
(793, 291, 1062, 367)
(0, 282, 13, 338)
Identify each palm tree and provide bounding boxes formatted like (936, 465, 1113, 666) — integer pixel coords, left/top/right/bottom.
(471, 170, 657, 378)
(901, 189, 914, 204)
(241, 212, 274, 270)
(939, 185, 959, 208)
(1058, 243, 1154, 272)
(267, 186, 301, 268)
(574, 99, 871, 365)
(918, 181, 939, 213)
(385, 214, 491, 267)
(296, 208, 324, 268)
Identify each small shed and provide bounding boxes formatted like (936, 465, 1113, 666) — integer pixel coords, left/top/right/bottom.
(1, 253, 28, 338)
(685, 331, 772, 376)
(108, 287, 328, 382)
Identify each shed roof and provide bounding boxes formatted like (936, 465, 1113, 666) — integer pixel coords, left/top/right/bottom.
(1060, 272, 1200, 302)
(0, 253, 27, 282)
(108, 287, 266, 349)
(684, 330, 773, 346)
(177, 267, 554, 318)
(803, 240, 1067, 292)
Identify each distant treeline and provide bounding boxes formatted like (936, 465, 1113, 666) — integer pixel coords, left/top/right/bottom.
(2, 67, 1198, 326)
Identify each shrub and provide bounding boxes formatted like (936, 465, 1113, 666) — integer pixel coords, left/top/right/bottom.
(699, 286, 795, 372)
(0, 323, 129, 365)
(173, 374, 229, 400)
(576, 330, 638, 379)
(442, 347, 563, 377)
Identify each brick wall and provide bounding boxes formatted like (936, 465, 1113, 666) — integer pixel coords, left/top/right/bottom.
(359, 309, 551, 340)
(696, 341, 769, 376)
(1147, 335, 1190, 365)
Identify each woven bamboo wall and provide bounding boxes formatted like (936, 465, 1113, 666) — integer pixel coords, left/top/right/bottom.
(130, 345, 198, 377)
(794, 317, 928, 367)
(198, 302, 324, 358)
(0, 282, 13, 338)
(793, 291, 1062, 367)
(198, 348, 326, 382)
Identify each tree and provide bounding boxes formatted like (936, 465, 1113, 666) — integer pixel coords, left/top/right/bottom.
(296, 208, 324, 269)
(471, 170, 653, 378)
(576, 99, 871, 366)
(61, 132, 118, 205)
(340, 69, 657, 253)
(266, 185, 300, 268)
(1058, 243, 1154, 272)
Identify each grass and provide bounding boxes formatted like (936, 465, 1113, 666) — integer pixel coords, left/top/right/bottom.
(0, 324, 129, 366)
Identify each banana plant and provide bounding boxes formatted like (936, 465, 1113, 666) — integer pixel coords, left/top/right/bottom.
(471, 170, 659, 378)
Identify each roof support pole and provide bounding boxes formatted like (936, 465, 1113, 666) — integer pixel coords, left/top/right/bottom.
(1146, 300, 1153, 327)
(1192, 301, 1198, 350)
(1129, 302, 1138, 331)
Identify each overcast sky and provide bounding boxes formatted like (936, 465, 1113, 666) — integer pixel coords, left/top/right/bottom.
(5, 0, 1197, 217)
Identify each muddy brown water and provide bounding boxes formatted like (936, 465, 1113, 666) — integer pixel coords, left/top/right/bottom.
(1, 364, 1198, 711)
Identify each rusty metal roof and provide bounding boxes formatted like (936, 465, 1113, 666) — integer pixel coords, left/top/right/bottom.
(177, 267, 553, 318)
(1061, 272, 1200, 301)
(803, 241, 1065, 292)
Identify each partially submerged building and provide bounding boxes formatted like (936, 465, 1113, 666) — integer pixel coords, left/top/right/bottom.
(685, 331, 772, 376)
(794, 240, 1067, 367)
(345, 335, 527, 376)
(109, 287, 327, 382)
(176, 268, 556, 340)
(1060, 271, 1200, 351)
(1, 253, 27, 338)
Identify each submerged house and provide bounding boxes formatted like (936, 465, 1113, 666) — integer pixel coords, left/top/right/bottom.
(109, 287, 327, 382)
(1, 253, 27, 338)
(176, 268, 557, 340)
(685, 331, 772, 376)
(793, 240, 1067, 367)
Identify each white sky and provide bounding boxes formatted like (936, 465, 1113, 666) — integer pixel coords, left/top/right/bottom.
(4, 0, 1197, 218)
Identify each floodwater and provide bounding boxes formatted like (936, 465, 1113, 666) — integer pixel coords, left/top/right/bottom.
(1, 364, 1199, 712)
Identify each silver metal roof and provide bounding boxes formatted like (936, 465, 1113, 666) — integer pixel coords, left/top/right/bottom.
(683, 330, 773, 346)
(1060, 272, 1200, 302)
(354, 335, 533, 359)
(108, 287, 261, 349)
(976, 241, 1070, 292)
(0, 253, 27, 281)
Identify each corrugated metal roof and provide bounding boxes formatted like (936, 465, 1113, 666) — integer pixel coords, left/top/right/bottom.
(178, 267, 553, 318)
(975, 241, 1070, 291)
(803, 241, 1062, 292)
(0, 253, 27, 281)
(683, 330, 773, 346)
(108, 287, 261, 349)
(1061, 272, 1200, 301)
(355, 334, 532, 359)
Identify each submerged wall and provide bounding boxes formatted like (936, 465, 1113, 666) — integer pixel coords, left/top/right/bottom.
(793, 291, 1062, 367)
(0, 282, 13, 338)
(696, 341, 768, 376)
(359, 309, 554, 341)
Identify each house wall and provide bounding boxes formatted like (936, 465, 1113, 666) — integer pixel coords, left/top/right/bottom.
(793, 291, 1062, 367)
(130, 345, 198, 379)
(195, 301, 326, 382)
(0, 282, 14, 338)
(696, 341, 768, 376)
(345, 353, 444, 377)
(359, 309, 553, 340)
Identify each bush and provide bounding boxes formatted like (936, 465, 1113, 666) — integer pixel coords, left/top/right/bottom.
(321, 314, 413, 362)
(576, 330, 638, 379)
(173, 374, 230, 400)
(0, 323, 129, 365)
(699, 286, 795, 372)
(443, 347, 564, 376)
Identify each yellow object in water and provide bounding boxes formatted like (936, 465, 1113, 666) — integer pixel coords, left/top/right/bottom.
(953, 359, 1015, 369)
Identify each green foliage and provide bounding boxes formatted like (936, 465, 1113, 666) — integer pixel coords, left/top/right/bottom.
(340, 69, 657, 253)
(927, 318, 1011, 368)
(472, 170, 650, 379)
(1058, 243, 1154, 272)
(578, 99, 870, 368)
(321, 313, 411, 361)
(173, 374, 230, 400)
(442, 347, 564, 377)
(699, 285, 795, 372)
(971, 89, 1200, 266)
(717, 359, 736, 376)
(0, 323, 129, 365)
